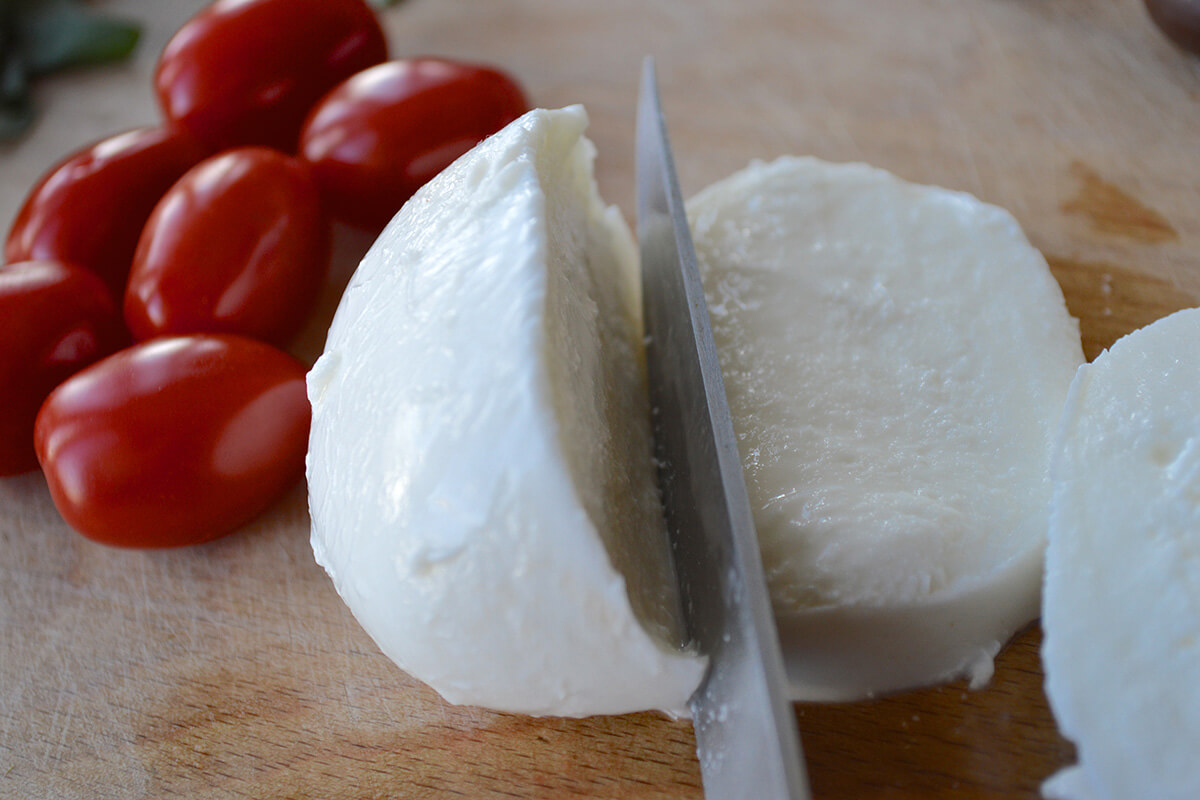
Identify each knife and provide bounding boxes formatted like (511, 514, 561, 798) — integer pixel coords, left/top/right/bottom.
(635, 58, 814, 800)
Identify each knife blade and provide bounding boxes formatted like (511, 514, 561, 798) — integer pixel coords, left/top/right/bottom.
(635, 58, 813, 800)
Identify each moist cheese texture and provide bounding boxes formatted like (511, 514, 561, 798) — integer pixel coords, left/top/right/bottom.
(306, 106, 704, 717)
(1041, 308, 1200, 800)
(688, 157, 1084, 700)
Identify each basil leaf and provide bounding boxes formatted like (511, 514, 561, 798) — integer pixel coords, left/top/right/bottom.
(18, 0, 140, 76)
(0, 10, 32, 142)
(0, 0, 141, 141)
(0, 96, 34, 142)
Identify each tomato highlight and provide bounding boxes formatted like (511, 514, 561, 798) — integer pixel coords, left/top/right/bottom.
(35, 334, 311, 548)
(124, 147, 331, 347)
(300, 58, 529, 230)
(5, 126, 206, 297)
(155, 0, 388, 152)
(0, 261, 127, 476)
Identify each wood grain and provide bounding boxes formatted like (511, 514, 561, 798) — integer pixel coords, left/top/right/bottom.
(3, 0, 1200, 798)
(800, 628, 1073, 800)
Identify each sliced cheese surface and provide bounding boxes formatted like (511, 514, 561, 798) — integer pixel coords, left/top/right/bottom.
(688, 157, 1084, 700)
(1042, 308, 1200, 800)
(306, 106, 704, 717)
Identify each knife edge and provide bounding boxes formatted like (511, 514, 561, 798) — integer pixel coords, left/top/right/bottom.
(635, 57, 812, 800)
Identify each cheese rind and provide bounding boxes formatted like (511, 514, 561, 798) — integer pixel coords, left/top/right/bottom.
(1042, 308, 1200, 800)
(306, 106, 704, 717)
(688, 157, 1084, 699)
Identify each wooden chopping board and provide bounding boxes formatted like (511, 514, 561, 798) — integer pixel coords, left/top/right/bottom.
(3, 1, 1199, 797)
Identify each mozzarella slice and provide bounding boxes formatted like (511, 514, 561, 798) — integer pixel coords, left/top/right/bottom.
(688, 157, 1084, 700)
(306, 106, 705, 717)
(1041, 308, 1200, 800)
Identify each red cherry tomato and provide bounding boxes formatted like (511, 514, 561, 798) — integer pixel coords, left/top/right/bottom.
(1145, 0, 1200, 54)
(35, 334, 311, 548)
(299, 58, 529, 230)
(0, 261, 126, 476)
(5, 126, 206, 296)
(124, 147, 330, 347)
(156, 0, 388, 152)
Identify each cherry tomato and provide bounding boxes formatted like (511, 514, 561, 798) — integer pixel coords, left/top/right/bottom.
(1145, 0, 1200, 55)
(0, 261, 126, 476)
(5, 126, 206, 297)
(124, 147, 330, 347)
(299, 58, 529, 230)
(156, 0, 388, 152)
(35, 334, 310, 548)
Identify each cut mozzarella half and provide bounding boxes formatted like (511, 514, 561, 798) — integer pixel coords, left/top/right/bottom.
(1042, 308, 1200, 800)
(687, 157, 1084, 700)
(306, 106, 705, 717)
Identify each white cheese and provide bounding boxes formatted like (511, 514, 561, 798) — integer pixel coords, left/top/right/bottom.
(306, 106, 705, 717)
(1041, 308, 1200, 800)
(688, 157, 1084, 700)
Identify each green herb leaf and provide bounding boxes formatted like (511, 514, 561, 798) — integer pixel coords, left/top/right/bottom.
(0, 85, 34, 141)
(18, 0, 140, 76)
(0, 0, 141, 141)
(0, 9, 33, 142)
